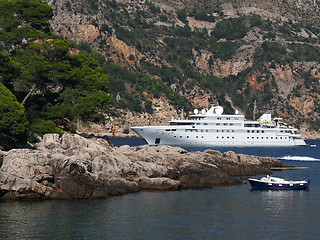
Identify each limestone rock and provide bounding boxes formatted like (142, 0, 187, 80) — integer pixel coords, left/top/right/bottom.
(0, 172, 54, 199)
(0, 133, 283, 200)
(137, 177, 180, 191)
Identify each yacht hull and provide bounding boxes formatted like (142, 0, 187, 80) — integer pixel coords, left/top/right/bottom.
(131, 105, 306, 147)
(131, 126, 306, 147)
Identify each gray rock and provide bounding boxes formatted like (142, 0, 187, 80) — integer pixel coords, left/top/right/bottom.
(137, 177, 180, 191)
(0, 133, 283, 199)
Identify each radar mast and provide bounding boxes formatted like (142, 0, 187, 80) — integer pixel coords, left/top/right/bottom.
(253, 100, 257, 121)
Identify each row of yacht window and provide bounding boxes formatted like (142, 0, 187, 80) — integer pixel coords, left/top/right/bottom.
(169, 135, 290, 140)
(174, 122, 279, 128)
(171, 122, 271, 127)
(195, 123, 242, 126)
(175, 129, 290, 134)
(189, 117, 241, 121)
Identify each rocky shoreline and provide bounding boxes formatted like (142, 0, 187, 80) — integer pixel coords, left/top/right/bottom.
(0, 133, 283, 200)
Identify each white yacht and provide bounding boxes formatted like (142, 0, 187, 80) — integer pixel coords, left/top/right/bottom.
(131, 105, 306, 147)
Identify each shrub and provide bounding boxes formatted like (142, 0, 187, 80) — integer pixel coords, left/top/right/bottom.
(146, 1, 160, 14)
(145, 99, 153, 113)
(279, 23, 291, 35)
(250, 14, 262, 27)
(0, 83, 29, 149)
(193, 11, 215, 22)
(30, 119, 63, 137)
(212, 17, 248, 40)
(214, 41, 238, 60)
(106, 0, 117, 8)
(261, 42, 287, 63)
(176, 10, 188, 23)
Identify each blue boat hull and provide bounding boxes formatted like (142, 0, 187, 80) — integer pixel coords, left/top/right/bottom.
(248, 179, 310, 190)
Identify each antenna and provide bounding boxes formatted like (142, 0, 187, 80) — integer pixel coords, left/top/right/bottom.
(253, 100, 257, 121)
(181, 108, 184, 120)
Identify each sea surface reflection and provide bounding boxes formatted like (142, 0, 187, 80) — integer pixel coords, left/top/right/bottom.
(1, 140, 320, 239)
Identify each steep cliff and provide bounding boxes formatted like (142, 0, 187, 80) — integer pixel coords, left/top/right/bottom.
(45, 0, 320, 138)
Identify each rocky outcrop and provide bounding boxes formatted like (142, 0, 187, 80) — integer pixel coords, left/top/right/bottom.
(76, 97, 179, 137)
(0, 133, 282, 200)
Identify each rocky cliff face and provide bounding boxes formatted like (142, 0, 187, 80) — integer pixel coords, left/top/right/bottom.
(76, 97, 180, 136)
(44, 0, 320, 138)
(0, 133, 282, 199)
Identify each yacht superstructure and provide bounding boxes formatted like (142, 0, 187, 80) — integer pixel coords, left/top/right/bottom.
(131, 105, 306, 146)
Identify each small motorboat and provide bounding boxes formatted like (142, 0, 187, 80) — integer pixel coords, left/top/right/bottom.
(248, 175, 310, 190)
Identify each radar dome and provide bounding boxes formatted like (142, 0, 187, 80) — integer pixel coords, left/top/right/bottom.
(201, 109, 206, 115)
(215, 106, 224, 115)
(194, 109, 199, 114)
(235, 110, 239, 115)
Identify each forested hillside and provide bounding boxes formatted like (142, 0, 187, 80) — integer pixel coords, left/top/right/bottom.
(45, 0, 320, 136)
(1, 0, 320, 147)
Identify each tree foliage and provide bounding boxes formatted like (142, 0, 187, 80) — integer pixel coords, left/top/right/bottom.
(0, 52, 18, 84)
(212, 17, 248, 40)
(0, 0, 111, 140)
(30, 119, 63, 137)
(209, 40, 239, 60)
(0, 0, 53, 50)
(0, 83, 29, 148)
(176, 9, 188, 23)
(250, 14, 263, 27)
(2, 39, 110, 128)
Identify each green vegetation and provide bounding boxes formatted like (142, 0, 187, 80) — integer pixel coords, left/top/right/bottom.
(80, 0, 320, 128)
(209, 40, 239, 60)
(212, 17, 248, 40)
(74, 0, 320, 124)
(260, 42, 287, 63)
(176, 9, 188, 23)
(30, 119, 63, 137)
(0, 0, 111, 148)
(0, 83, 29, 148)
(2, 0, 320, 145)
(302, 71, 318, 89)
(102, 59, 190, 112)
(95, 3, 258, 115)
(310, 118, 320, 131)
(3, 39, 110, 127)
(250, 14, 263, 27)
(76, 42, 191, 113)
(190, 10, 215, 22)
(0, 0, 53, 51)
(145, 0, 160, 14)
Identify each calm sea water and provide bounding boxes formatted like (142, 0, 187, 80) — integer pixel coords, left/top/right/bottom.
(1, 139, 320, 239)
